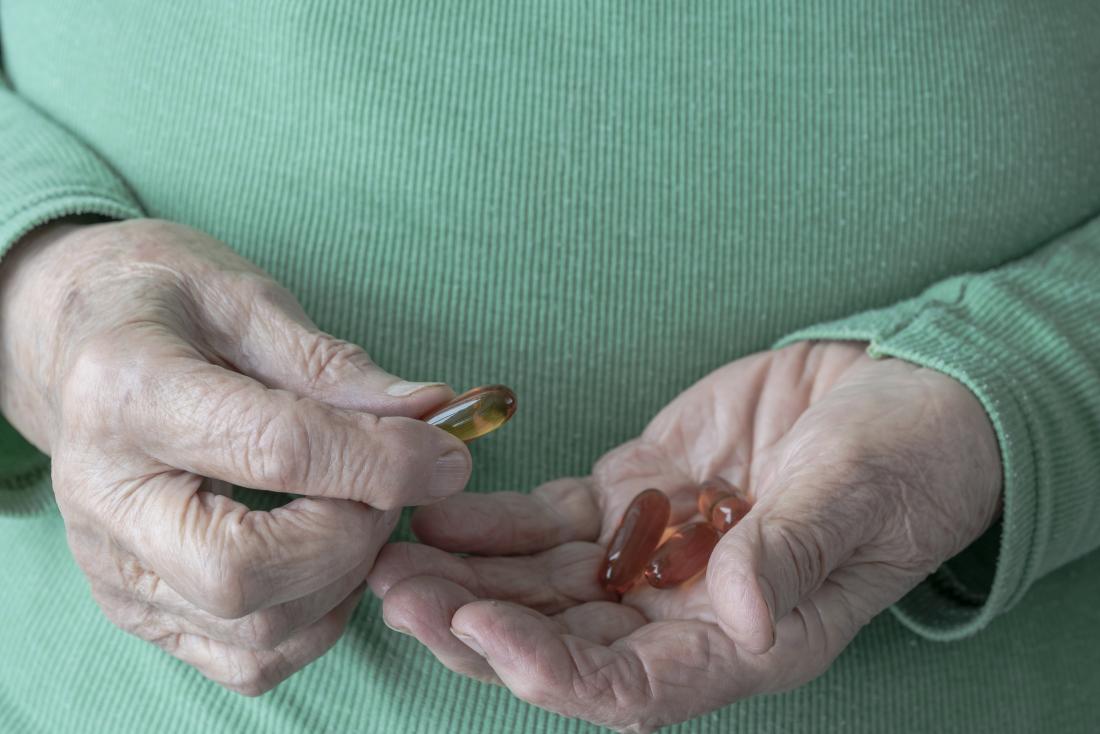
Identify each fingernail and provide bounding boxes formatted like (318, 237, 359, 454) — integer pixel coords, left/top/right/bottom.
(386, 380, 446, 397)
(430, 450, 470, 498)
(452, 628, 486, 657)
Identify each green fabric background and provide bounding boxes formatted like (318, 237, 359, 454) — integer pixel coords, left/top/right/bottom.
(1, 1, 1098, 731)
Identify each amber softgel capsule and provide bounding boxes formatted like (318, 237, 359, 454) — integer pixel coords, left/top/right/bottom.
(711, 494, 751, 533)
(598, 488, 672, 594)
(697, 476, 736, 517)
(644, 521, 722, 589)
(422, 384, 517, 442)
(697, 476, 751, 533)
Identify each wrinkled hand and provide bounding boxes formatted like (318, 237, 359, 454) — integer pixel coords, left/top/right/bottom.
(0, 219, 471, 694)
(369, 341, 1002, 731)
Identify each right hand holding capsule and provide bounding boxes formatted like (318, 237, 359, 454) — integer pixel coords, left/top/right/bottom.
(0, 218, 472, 695)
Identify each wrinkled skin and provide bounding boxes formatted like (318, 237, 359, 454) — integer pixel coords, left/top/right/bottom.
(0, 219, 472, 694)
(370, 341, 1003, 732)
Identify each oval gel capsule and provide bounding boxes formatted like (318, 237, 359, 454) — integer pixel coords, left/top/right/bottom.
(422, 385, 517, 442)
(697, 476, 736, 518)
(710, 494, 751, 533)
(598, 488, 672, 594)
(644, 522, 721, 589)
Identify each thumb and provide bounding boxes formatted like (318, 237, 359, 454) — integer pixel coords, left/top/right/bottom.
(706, 471, 868, 655)
(213, 288, 453, 416)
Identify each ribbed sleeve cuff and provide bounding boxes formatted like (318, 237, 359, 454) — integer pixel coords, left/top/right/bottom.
(0, 87, 145, 259)
(0, 189, 143, 263)
(772, 289, 1039, 641)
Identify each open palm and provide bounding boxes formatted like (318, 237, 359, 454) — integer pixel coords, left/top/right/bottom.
(369, 341, 1002, 731)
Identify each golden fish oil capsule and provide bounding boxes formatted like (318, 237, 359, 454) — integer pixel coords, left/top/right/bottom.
(598, 488, 671, 594)
(644, 522, 721, 589)
(422, 385, 517, 443)
(697, 476, 736, 517)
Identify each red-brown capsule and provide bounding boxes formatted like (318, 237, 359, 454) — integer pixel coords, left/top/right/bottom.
(422, 385, 517, 443)
(644, 522, 721, 589)
(697, 476, 736, 517)
(710, 495, 751, 533)
(598, 489, 672, 594)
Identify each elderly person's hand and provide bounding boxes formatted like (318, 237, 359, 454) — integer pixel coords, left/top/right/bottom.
(0, 219, 471, 694)
(369, 341, 1003, 731)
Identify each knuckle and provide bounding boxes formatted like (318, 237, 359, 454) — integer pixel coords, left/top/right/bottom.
(221, 655, 280, 697)
(296, 332, 374, 389)
(332, 416, 407, 507)
(113, 556, 164, 604)
(60, 336, 122, 416)
(246, 401, 315, 491)
(219, 273, 292, 333)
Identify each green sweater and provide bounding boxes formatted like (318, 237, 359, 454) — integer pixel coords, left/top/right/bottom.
(2, 1, 1099, 731)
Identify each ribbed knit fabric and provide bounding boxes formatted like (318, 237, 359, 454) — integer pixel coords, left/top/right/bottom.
(1, 1, 1099, 732)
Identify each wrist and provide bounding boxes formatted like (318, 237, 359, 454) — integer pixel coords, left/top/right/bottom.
(0, 217, 112, 451)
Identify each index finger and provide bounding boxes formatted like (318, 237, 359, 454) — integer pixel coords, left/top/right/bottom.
(136, 357, 471, 508)
(410, 478, 601, 555)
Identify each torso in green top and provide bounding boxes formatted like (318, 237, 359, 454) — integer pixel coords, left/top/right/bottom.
(1, 1, 1098, 732)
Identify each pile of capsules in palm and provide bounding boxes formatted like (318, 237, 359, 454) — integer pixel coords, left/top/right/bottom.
(421, 387, 750, 593)
(598, 477, 751, 593)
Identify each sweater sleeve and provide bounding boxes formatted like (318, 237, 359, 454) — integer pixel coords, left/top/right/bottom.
(0, 66, 144, 515)
(773, 211, 1100, 641)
